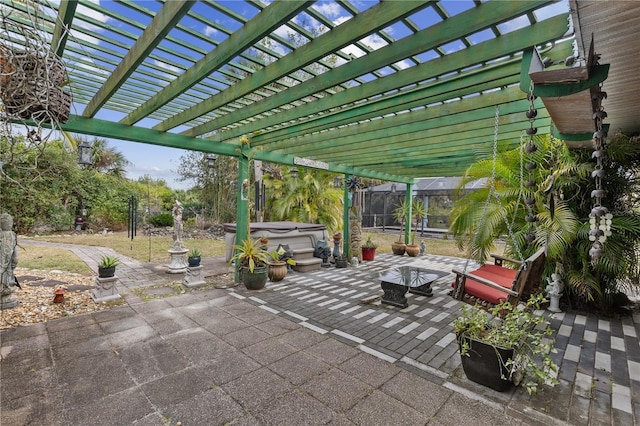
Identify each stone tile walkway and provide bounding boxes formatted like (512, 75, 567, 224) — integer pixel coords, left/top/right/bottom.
(227, 253, 640, 425)
(2, 241, 639, 425)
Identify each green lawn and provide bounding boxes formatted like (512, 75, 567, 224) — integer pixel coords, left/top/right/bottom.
(19, 228, 504, 273)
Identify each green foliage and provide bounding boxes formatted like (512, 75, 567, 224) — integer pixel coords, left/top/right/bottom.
(392, 200, 410, 243)
(175, 152, 238, 223)
(98, 255, 120, 268)
(148, 213, 173, 227)
(0, 136, 138, 233)
(228, 238, 270, 272)
(188, 248, 201, 257)
(453, 294, 558, 395)
(449, 134, 640, 310)
(264, 167, 343, 234)
(362, 235, 377, 249)
(268, 249, 297, 265)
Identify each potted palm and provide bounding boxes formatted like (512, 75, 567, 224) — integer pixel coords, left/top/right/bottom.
(405, 199, 427, 257)
(453, 294, 559, 394)
(188, 248, 201, 267)
(391, 200, 409, 255)
(228, 238, 270, 290)
(361, 235, 377, 261)
(267, 248, 296, 282)
(98, 255, 120, 278)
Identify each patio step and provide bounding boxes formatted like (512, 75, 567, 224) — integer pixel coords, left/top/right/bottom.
(291, 247, 322, 272)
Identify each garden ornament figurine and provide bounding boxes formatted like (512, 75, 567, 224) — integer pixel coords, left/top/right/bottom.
(420, 240, 426, 256)
(545, 273, 564, 313)
(0, 213, 19, 309)
(172, 200, 186, 250)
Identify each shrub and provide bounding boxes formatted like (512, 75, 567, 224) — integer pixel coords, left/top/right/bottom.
(148, 213, 173, 227)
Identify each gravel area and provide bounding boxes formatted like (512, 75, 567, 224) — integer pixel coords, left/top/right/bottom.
(0, 268, 121, 330)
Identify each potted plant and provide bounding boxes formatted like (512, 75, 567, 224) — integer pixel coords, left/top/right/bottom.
(188, 248, 201, 267)
(453, 294, 559, 394)
(98, 255, 120, 278)
(267, 248, 296, 282)
(391, 200, 409, 255)
(361, 235, 377, 261)
(228, 238, 270, 290)
(405, 199, 427, 257)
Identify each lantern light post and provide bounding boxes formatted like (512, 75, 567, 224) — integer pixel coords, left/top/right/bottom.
(78, 139, 93, 166)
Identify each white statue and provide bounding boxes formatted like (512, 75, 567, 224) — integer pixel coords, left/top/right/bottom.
(545, 273, 564, 313)
(172, 200, 185, 250)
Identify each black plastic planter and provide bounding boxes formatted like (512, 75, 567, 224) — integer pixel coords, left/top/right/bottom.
(458, 334, 515, 392)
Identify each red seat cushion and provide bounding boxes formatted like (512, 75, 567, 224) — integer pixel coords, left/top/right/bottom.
(476, 264, 518, 281)
(453, 265, 517, 305)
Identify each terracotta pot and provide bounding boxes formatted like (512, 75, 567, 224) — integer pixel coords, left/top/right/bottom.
(391, 242, 406, 255)
(405, 244, 420, 257)
(268, 261, 288, 282)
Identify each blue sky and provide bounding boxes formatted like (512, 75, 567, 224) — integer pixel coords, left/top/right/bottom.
(71, 0, 569, 190)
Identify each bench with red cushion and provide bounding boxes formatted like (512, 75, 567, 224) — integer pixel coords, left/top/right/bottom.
(451, 248, 545, 308)
(451, 265, 517, 305)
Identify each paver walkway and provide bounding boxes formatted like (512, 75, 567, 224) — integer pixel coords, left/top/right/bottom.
(2, 240, 639, 425)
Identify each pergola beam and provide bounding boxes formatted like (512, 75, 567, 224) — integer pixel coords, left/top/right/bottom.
(167, 0, 431, 133)
(57, 115, 412, 183)
(50, 0, 77, 58)
(83, 0, 196, 118)
(120, 0, 313, 126)
(188, 0, 558, 138)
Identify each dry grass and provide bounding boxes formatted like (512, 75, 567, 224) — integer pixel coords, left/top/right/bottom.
(18, 245, 94, 275)
(22, 228, 504, 271)
(25, 231, 226, 263)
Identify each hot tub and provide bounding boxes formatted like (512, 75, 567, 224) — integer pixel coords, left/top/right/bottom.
(224, 221, 328, 261)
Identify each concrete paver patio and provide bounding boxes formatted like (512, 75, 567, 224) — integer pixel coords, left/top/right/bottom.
(2, 241, 639, 425)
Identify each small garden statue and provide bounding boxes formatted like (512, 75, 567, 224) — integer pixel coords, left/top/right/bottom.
(172, 200, 186, 250)
(545, 273, 564, 313)
(0, 213, 19, 310)
(420, 240, 426, 256)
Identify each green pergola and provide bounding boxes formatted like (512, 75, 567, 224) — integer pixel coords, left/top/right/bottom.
(1, 0, 580, 250)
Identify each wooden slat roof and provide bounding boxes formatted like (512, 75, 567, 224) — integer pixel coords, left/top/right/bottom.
(4, 0, 625, 183)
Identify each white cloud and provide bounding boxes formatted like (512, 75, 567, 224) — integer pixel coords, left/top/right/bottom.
(70, 61, 110, 77)
(76, 3, 111, 24)
(312, 2, 343, 19)
(333, 16, 351, 26)
(68, 28, 102, 46)
(393, 60, 412, 70)
(153, 60, 182, 75)
(359, 33, 388, 51)
(204, 26, 218, 37)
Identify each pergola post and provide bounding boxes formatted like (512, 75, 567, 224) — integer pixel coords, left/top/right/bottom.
(342, 174, 350, 257)
(404, 183, 413, 244)
(234, 151, 250, 281)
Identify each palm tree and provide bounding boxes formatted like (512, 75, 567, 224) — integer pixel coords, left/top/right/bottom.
(265, 168, 343, 233)
(72, 135, 130, 177)
(450, 133, 640, 310)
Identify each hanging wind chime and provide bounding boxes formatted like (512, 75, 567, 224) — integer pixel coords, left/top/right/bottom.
(523, 86, 539, 245)
(588, 85, 612, 263)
